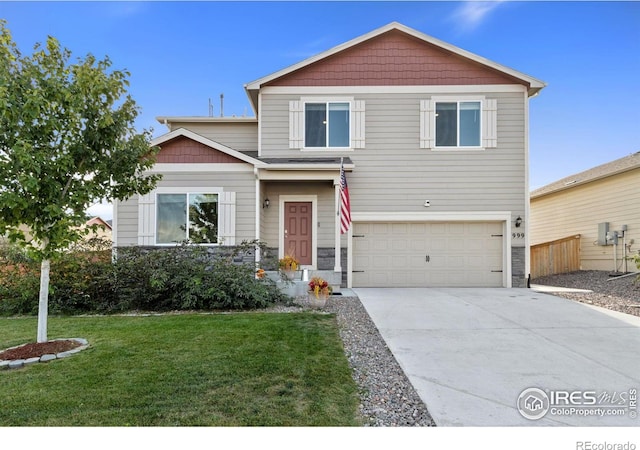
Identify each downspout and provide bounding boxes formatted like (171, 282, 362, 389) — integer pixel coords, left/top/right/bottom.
(524, 88, 531, 288)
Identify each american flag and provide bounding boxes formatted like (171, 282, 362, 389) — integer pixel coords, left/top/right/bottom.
(339, 159, 351, 234)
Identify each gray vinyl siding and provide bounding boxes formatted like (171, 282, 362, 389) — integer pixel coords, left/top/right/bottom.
(169, 121, 258, 153)
(115, 196, 139, 246)
(115, 170, 256, 246)
(261, 181, 336, 248)
(260, 90, 527, 216)
(530, 169, 640, 272)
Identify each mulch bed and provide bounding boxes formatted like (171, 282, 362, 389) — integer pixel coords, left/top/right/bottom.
(0, 340, 81, 361)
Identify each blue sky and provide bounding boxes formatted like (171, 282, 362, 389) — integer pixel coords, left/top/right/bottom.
(2, 1, 639, 218)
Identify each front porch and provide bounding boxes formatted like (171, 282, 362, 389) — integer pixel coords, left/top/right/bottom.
(256, 158, 353, 287)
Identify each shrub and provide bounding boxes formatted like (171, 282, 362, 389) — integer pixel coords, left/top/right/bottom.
(0, 239, 286, 315)
(0, 251, 40, 315)
(0, 238, 114, 315)
(631, 253, 640, 283)
(112, 243, 287, 312)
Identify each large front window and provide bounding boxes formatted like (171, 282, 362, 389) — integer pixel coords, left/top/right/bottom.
(435, 101, 481, 147)
(305, 102, 350, 147)
(156, 193, 218, 244)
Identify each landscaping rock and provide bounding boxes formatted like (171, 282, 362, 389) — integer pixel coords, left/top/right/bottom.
(40, 354, 57, 362)
(8, 360, 24, 369)
(534, 270, 640, 317)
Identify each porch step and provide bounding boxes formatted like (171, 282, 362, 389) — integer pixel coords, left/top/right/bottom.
(265, 270, 342, 297)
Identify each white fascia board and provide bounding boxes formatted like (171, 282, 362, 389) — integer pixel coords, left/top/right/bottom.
(147, 163, 253, 173)
(351, 211, 512, 222)
(261, 85, 528, 96)
(258, 170, 342, 182)
(151, 128, 265, 168)
(262, 163, 354, 171)
(155, 116, 257, 124)
(244, 22, 545, 95)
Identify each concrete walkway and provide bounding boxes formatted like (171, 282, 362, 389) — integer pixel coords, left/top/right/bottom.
(355, 288, 640, 426)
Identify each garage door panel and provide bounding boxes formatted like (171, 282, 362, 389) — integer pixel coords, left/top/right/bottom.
(447, 239, 466, 252)
(391, 239, 408, 251)
(353, 221, 504, 288)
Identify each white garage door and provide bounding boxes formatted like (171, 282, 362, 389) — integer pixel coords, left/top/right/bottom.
(352, 222, 504, 287)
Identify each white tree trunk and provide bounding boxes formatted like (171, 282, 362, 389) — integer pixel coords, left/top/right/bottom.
(37, 259, 50, 343)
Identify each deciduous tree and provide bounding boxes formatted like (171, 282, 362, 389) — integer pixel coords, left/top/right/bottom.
(0, 21, 161, 342)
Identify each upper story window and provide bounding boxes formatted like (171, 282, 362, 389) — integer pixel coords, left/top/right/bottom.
(420, 97, 497, 150)
(435, 101, 481, 147)
(305, 102, 350, 148)
(289, 98, 365, 150)
(157, 193, 219, 244)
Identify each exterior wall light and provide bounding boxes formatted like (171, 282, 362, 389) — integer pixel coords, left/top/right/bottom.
(263, 198, 270, 209)
(515, 216, 522, 228)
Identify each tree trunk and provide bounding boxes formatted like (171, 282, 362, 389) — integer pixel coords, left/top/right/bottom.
(37, 259, 50, 343)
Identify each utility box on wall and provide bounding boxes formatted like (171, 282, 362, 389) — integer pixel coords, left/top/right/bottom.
(597, 222, 609, 246)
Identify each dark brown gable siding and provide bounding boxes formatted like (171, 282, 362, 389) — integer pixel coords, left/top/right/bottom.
(265, 30, 523, 87)
(156, 136, 244, 163)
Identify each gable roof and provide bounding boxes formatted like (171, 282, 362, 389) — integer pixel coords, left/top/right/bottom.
(244, 22, 546, 110)
(86, 216, 112, 230)
(150, 128, 264, 167)
(531, 151, 640, 199)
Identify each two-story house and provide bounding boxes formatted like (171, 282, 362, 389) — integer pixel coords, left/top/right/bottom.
(113, 22, 545, 288)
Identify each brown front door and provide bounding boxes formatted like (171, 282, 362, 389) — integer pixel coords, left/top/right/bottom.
(284, 202, 312, 266)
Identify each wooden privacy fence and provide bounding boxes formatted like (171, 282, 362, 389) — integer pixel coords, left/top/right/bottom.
(530, 235, 581, 279)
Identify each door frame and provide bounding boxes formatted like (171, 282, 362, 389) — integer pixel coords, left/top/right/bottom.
(279, 195, 318, 269)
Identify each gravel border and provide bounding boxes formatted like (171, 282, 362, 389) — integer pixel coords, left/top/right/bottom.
(533, 270, 640, 317)
(326, 296, 436, 426)
(270, 296, 436, 426)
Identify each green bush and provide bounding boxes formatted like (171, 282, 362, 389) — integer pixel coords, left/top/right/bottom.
(631, 253, 640, 283)
(112, 244, 287, 312)
(0, 239, 114, 315)
(0, 251, 40, 315)
(0, 239, 286, 315)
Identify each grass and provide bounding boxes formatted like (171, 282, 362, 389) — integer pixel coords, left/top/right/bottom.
(0, 312, 361, 426)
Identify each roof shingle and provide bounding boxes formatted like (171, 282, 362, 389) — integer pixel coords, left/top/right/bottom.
(531, 151, 640, 198)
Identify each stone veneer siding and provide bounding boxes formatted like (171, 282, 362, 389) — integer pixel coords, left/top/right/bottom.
(511, 246, 526, 288)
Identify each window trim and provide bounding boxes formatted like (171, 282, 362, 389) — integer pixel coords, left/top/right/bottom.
(431, 95, 487, 151)
(301, 96, 354, 151)
(154, 187, 224, 247)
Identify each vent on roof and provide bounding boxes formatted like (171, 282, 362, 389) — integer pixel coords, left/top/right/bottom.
(564, 180, 578, 186)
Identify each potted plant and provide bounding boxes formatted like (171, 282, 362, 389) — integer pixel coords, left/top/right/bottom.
(307, 276, 332, 308)
(278, 254, 299, 280)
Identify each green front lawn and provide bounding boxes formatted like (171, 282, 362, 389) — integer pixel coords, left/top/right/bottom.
(0, 313, 361, 426)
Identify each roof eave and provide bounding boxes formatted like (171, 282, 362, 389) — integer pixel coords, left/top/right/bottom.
(244, 21, 547, 107)
(261, 163, 355, 171)
(531, 164, 640, 199)
(156, 116, 258, 125)
(150, 128, 265, 167)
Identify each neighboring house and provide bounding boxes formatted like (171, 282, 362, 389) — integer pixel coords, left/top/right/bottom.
(83, 216, 113, 242)
(114, 22, 545, 288)
(530, 151, 640, 273)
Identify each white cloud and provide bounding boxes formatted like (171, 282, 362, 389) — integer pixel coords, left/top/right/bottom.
(86, 201, 113, 221)
(451, 1, 506, 32)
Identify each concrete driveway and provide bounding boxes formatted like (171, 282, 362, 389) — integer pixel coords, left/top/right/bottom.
(355, 288, 640, 426)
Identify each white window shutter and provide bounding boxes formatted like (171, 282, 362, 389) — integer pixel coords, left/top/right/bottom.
(289, 101, 304, 149)
(351, 100, 366, 149)
(482, 99, 498, 148)
(137, 192, 155, 245)
(420, 99, 434, 149)
(218, 191, 236, 246)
